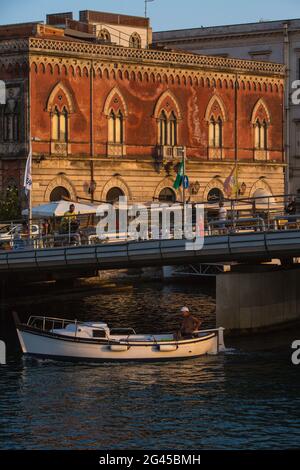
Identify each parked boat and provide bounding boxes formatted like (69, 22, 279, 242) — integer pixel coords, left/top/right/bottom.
(13, 313, 225, 362)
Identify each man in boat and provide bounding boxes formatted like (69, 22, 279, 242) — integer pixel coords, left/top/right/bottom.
(179, 307, 202, 339)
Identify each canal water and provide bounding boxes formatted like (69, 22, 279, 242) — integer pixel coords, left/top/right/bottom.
(0, 281, 300, 450)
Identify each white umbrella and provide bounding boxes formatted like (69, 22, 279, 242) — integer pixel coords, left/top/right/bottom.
(22, 200, 97, 218)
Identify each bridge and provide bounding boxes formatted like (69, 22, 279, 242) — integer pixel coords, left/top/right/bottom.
(2, 196, 300, 334)
(1, 228, 300, 281)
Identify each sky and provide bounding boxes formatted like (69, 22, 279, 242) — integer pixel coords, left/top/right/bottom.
(1, 0, 300, 31)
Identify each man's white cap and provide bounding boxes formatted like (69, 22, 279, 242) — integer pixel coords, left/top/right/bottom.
(181, 306, 189, 313)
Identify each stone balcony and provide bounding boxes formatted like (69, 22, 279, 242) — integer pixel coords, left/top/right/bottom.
(156, 145, 185, 163)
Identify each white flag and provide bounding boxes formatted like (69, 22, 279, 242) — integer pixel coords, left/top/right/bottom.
(24, 145, 32, 196)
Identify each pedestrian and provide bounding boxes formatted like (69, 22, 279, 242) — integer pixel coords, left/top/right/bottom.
(218, 201, 227, 233)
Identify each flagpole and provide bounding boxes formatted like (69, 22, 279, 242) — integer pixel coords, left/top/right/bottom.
(25, 62, 32, 239)
(183, 147, 186, 228)
(28, 65, 32, 238)
(29, 163, 32, 237)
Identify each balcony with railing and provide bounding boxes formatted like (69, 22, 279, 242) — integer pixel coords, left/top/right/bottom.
(156, 145, 185, 163)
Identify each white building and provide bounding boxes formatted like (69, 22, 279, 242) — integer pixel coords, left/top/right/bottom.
(154, 19, 300, 194)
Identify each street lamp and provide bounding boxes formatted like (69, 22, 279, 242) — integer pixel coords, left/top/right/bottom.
(144, 0, 155, 18)
(145, 0, 155, 48)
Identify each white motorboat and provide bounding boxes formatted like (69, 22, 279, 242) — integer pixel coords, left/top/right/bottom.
(13, 313, 225, 362)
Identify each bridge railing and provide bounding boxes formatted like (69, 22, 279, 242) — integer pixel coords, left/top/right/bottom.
(1, 193, 300, 251)
(208, 217, 266, 235)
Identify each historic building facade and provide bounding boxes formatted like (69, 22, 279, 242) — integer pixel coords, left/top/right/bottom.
(0, 12, 285, 208)
(154, 18, 300, 194)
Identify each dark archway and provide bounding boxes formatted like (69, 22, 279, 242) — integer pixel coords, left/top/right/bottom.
(207, 187, 224, 202)
(50, 186, 70, 202)
(159, 187, 176, 203)
(106, 187, 125, 204)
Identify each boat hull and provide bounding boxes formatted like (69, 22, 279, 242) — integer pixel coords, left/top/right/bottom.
(16, 328, 219, 362)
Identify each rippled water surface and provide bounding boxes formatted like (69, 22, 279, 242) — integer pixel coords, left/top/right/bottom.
(0, 281, 300, 450)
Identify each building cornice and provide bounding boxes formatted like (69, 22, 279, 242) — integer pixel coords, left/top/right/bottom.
(0, 36, 277, 77)
(25, 37, 284, 76)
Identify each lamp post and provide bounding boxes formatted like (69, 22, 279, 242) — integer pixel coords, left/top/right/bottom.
(144, 0, 155, 48)
(144, 0, 155, 18)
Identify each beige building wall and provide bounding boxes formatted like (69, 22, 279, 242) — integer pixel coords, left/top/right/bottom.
(93, 23, 150, 48)
(31, 158, 284, 206)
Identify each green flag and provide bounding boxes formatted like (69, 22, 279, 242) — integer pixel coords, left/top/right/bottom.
(173, 161, 184, 190)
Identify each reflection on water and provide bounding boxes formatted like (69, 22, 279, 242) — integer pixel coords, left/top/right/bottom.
(1, 282, 300, 450)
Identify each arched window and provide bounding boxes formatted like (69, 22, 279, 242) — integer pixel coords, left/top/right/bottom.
(108, 110, 124, 144)
(209, 116, 223, 148)
(205, 96, 226, 159)
(251, 99, 270, 158)
(106, 187, 125, 204)
(47, 83, 75, 154)
(2, 100, 20, 142)
(50, 186, 70, 202)
(52, 106, 68, 143)
(99, 28, 111, 42)
(158, 111, 178, 146)
(207, 187, 224, 202)
(13, 106, 20, 141)
(154, 91, 182, 147)
(129, 32, 142, 49)
(104, 88, 127, 154)
(3, 107, 11, 141)
(159, 188, 176, 203)
(159, 111, 168, 146)
(169, 112, 177, 146)
(254, 119, 268, 150)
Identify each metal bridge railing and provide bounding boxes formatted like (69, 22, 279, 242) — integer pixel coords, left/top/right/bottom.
(1, 193, 300, 252)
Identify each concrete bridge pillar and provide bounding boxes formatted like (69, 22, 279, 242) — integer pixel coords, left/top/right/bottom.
(216, 266, 300, 333)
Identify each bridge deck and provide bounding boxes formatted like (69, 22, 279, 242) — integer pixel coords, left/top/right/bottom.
(1, 230, 300, 279)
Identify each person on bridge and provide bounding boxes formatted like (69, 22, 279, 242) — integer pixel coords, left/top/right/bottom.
(61, 204, 79, 234)
(286, 197, 296, 216)
(179, 307, 202, 339)
(218, 201, 227, 233)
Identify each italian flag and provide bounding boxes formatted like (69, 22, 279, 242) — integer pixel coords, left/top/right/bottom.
(173, 161, 184, 190)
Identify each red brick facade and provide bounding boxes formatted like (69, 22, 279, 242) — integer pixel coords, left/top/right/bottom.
(0, 21, 285, 206)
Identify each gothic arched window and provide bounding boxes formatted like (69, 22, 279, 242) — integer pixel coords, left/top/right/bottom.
(47, 83, 75, 155)
(254, 119, 268, 150)
(129, 32, 142, 49)
(205, 96, 227, 159)
(158, 111, 178, 146)
(104, 88, 127, 151)
(1, 100, 20, 142)
(108, 110, 124, 144)
(159, 111, 168, 146)
(251, 99, 270, 157)
(52, 106, 68, 143)
(169, 111, 177, 146)
(209, 116, 223, 148)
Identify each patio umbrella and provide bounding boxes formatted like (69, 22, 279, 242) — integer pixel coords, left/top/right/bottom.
(22, 200, 97, 218)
